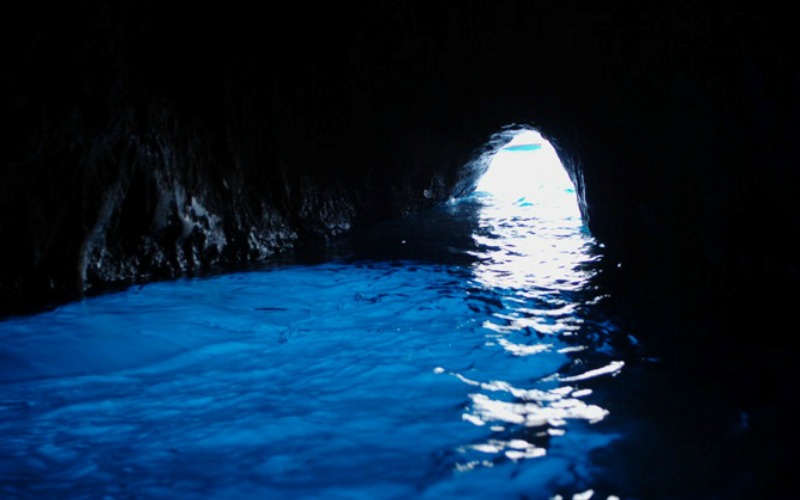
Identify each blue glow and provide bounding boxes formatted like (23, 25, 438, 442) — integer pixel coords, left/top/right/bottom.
(0, 133, 626, 498)
(503, 144, 542, 152)
(0, 191, 614, 499)
(0, 254, 622, 497)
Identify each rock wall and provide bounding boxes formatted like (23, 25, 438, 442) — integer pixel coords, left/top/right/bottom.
(2, 1, 798, 316)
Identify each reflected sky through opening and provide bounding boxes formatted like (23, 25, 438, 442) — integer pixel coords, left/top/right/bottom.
(469, 129, 592, 292)
(446, 129, 621, 480)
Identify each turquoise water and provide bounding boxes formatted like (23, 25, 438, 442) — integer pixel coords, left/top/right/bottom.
(0, 184, 779, 498)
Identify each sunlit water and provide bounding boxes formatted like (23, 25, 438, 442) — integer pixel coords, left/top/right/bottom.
(0, 141, 785, 499)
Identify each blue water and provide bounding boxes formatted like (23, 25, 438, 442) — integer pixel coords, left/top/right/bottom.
(0, 188, 784, 498)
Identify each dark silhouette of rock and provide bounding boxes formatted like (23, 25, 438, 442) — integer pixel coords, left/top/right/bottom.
(2, 1, 798, 322)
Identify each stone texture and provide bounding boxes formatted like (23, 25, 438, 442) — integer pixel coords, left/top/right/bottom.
(2, 1, 798, 317)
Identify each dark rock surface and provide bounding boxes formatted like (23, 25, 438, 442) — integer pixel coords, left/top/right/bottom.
(2, 1, 798, 318)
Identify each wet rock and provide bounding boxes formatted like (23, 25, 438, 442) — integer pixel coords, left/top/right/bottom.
(2, 1, 799, 315)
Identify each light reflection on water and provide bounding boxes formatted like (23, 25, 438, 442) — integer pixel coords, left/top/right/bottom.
(444, 142, 622, 483)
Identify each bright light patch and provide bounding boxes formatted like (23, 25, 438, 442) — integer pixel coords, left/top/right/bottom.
(468, 128, 592, 292)
(475, 129, 578, 217)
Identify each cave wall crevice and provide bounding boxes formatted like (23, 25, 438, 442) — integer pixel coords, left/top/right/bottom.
(2, 1, 799, 317)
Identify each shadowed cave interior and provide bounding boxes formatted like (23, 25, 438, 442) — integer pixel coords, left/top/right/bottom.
(2, 1, 800, 497)
(4, 2, 798, 315)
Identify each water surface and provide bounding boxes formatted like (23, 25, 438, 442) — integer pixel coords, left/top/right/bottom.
(0, 161, 786, 498)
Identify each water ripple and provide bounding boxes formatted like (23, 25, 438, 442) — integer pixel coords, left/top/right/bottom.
(0, 148, 632, 498)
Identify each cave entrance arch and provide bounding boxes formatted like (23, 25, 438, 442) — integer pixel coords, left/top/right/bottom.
(464, 127, 593, 292)
(473, 128, 580, 220)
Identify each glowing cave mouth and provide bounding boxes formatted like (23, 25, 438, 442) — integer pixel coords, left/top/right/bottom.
(475, 129, 579, 217)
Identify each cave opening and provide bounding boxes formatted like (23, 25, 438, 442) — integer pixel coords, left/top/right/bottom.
(472, 128, 580, 221)
(455, 126, 597, 293)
